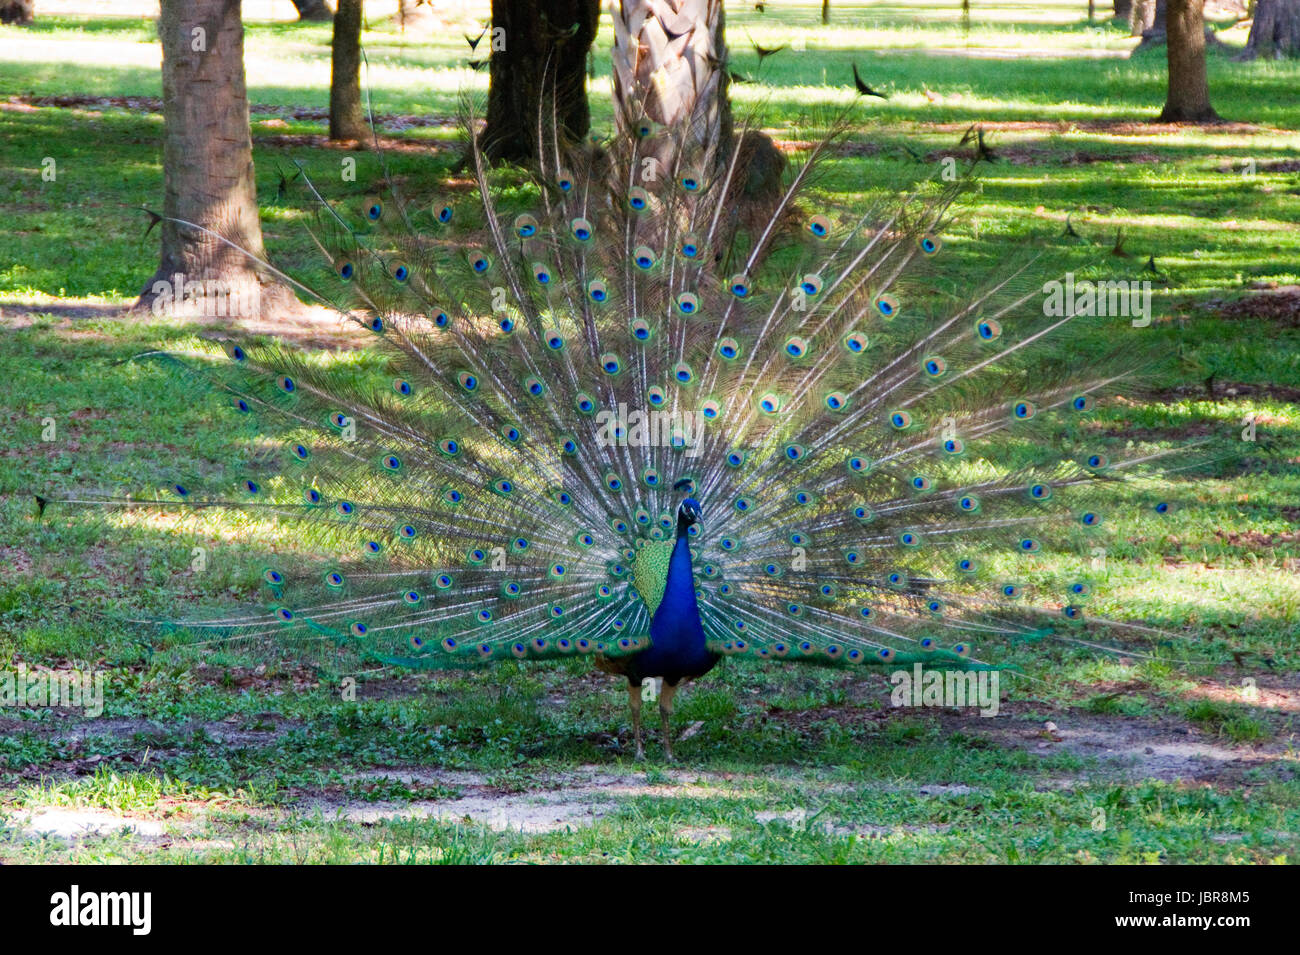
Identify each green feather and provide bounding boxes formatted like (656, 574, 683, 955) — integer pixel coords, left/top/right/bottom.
(632, 540, 674, 616)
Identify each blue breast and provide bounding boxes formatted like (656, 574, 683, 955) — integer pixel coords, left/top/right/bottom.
(632, 534, 717, 683)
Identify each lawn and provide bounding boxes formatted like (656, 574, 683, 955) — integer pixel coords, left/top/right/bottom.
(0, 0, 1297, 863)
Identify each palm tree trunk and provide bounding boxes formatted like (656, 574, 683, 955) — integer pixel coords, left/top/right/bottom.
(330, 0, 367, 141)
(611, 0, 732, 169)
(140, 0, 290, 320)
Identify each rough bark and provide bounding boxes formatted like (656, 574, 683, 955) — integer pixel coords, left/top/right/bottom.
(479, 0, 600, 164)
(1159, 0, 1220, 121)
(1131, 0, 1166, 37)
(1241, 0, 1300, 58)
(0, 0, 33, 25)
(139, 0, 292, 320)
(612, 1, 733, 171)
(330, 0, 367, 141)
(290, 0, 333, 21)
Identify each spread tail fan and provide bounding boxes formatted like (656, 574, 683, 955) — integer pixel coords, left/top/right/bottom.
(41, 99, 1229, 758)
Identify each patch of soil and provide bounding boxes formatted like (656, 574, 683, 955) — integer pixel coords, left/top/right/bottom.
(1154, 379, 1300, 405)
(0, 303, 127, 326)
(5, 95, 460, 135)
(928, 145, 1163, 167)
(1209, 285, 1300, 328)
(922, 119, 1272, 137)
(958, 711, 1294, 789)
(1215, 528, 1300, 548)
(2, 300, 374, 351)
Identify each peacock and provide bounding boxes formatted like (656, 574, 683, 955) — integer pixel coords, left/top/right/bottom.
(42, 85, 1218, 762)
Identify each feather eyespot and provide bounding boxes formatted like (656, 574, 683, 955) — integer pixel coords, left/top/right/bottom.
(844, 331, 868, 353)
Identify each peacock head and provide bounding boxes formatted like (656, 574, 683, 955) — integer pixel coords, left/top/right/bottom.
(677, 497, 703, 528)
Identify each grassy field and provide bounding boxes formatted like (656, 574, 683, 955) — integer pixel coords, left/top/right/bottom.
(0, 1, 1298, 863)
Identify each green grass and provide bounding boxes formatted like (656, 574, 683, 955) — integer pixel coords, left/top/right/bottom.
(1, 1, 1298, 863)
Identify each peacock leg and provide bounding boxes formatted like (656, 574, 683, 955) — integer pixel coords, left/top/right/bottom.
(627, 682, 644, 761)
(659, 681, 678, 762)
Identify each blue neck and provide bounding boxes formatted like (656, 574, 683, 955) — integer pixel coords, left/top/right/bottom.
(653, 518, 703, 643)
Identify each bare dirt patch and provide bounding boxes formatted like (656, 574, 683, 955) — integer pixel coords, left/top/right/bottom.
(1210, 285, 1300, 329)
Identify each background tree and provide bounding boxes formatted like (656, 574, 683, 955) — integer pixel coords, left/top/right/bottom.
(1131, 0, 1167, 39)
(612, 0, 785, 217)
(479, 0, 600, 164)
(0, 0, 33, 25)
(396, 0, 436, 32)
(140, 0, 290, 318)
(289, 0, 333, 21)
(612, 0, 731, 162)
(1159, 0, 1219, 121)
(1241, 0, 1300, 58)
(330, 0, 366, 141)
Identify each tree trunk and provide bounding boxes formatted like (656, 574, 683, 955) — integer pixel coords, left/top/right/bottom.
(396, 0, 436, 32)
(1113, 0, 1133, 20)
(1131, 0, 1166, 37)
(479, 0, 600, 164)
(0, 0, 34, 25)
(1159, 0, 1219, 121)
(1241, 0, 1300, 58)
(612, 0, 732, 169)
(140, 0, 290, 320)
(330, 0, 367, 141)
(822, 0, 830, 24)
(290, 0, 333, 21)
